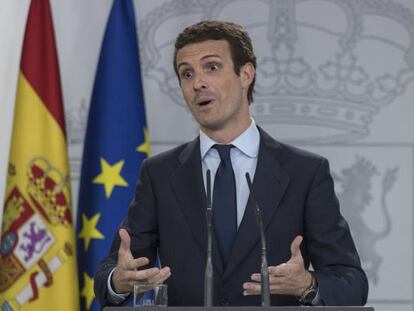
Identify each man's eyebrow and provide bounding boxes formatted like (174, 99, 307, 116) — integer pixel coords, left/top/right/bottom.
(200, 54, 222, 61)
(177, 62, 190, 71)
(177, 54, 223, 71)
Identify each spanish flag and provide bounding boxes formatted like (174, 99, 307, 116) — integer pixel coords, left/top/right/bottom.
(0, 1, 80, 310)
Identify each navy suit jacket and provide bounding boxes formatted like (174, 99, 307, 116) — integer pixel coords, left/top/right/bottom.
(94, 127, 368, 307)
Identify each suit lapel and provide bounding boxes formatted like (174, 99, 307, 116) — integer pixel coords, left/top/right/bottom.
(170, 137, 224, 275)
(223, 128, 290, 280)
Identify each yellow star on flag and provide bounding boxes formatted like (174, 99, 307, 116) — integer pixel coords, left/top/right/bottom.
(93, 158, 128, 198)
(137, 127, 150, 157)
(81, 272, 95, 310)
(78, 213, 104, 251)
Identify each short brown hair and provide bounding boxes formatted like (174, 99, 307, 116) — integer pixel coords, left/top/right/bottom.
(174, 20, 257, 104)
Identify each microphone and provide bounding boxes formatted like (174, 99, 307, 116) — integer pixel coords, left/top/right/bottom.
(204, 169, 214, 306)
(245, 172, 270, 307)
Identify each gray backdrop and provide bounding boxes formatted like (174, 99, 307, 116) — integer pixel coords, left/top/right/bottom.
(0, 0, 413, 310)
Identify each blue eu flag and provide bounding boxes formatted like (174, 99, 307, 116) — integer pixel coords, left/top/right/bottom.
(76, 1, 149, 310)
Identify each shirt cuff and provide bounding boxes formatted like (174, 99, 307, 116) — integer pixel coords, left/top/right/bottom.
(107, 268, 130, 304)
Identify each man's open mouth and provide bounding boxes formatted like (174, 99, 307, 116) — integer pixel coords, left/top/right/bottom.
(198, 99, 213, 106)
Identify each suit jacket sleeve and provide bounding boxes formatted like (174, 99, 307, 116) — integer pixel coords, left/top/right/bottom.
(305, 157, 368, 305)
(94, 159, 158, 307)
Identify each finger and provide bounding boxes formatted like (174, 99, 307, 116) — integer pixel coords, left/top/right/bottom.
(269, 283, 284, 294)
(124, 257, 150, 270)
(145, 267, 171, 284)
(269, 274, 284, 284)
(252, 271, 289, 286)
(244, 280, 289, 296)
(158, 266, 171, 282)
(130, 266, 171, 284)
(132, 268, 171, 294)
(118, 228, 133, 261)
(128, 267, 161, 282)
(242, 281, 261, 296)
(269, 264, 289, 277)
(250, 273, 261, 282)
(288, 235, 303, 263)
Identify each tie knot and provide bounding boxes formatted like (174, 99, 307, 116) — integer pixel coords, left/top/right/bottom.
(213, 144, 233, 161)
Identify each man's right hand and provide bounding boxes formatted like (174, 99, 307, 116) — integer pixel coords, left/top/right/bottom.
(111, 228, 171, 294)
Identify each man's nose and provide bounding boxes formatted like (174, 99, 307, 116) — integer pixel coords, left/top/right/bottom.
(193, 73, 208, 91)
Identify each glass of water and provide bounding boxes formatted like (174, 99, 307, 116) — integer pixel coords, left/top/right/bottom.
(133, 283, 168, 307)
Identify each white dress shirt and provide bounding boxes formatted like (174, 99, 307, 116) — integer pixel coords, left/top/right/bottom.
(200, 118, 260, 227)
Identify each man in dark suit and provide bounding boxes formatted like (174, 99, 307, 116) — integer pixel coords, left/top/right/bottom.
(94, 20, 368, 307)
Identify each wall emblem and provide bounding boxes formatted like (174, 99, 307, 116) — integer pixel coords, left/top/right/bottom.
(335, 156, 397, 284)
(138, 0, 414, 143)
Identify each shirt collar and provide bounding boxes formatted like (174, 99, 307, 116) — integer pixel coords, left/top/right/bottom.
(200, 118, 260, 159)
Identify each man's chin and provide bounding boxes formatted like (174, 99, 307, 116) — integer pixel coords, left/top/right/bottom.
(199, 120, 224, 132)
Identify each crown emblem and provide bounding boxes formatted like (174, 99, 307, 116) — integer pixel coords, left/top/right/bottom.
(26, 158, 72, 226)
(138, 0, 414, 143)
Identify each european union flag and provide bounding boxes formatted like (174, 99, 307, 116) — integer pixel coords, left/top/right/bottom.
(76, 1, 149, 310)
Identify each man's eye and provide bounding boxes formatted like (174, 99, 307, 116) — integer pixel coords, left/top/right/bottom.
(181, 71, 193, 79)
(209, 64, 219, 71)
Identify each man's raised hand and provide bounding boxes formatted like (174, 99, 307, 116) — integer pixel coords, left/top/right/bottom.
(111, 228, 171, 294)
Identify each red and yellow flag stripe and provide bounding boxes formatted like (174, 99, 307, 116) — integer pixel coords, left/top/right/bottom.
(1, 1, 79, 310)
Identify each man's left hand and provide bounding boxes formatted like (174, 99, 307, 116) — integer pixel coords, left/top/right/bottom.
(243, 235, 313, 297)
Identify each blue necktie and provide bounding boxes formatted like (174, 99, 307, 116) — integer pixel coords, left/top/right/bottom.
(212, 144, 237, 266)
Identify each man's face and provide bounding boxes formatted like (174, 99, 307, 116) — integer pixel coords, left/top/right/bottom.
(176, 40, 254, 134)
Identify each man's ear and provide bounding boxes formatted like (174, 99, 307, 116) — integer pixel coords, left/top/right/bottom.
(240, 62, 255, 89)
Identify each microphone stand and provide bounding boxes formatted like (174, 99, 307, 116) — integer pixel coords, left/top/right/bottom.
(204, 169, 214, 306)
(246, 172, 271, 307)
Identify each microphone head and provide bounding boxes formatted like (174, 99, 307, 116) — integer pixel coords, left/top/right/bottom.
(245, 172, 261, 217)
(206, 169, 212, 209)
(245, 172, 253, 191)
(245, 172, 255, 201)
(207, 169, 211, 185)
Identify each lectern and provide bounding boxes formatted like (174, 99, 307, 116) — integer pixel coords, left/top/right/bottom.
(104, 307, 374, 311)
